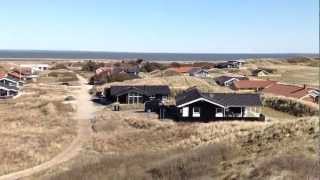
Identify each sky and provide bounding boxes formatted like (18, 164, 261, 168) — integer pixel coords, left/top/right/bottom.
(0, 0, 318, 53)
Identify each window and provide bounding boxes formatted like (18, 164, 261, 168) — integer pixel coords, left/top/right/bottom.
(193, 107, 200, 117)
(182, 107, 189, 117)
(216, 108, 223, 117)
(128, 92, 142, 104)
(162, 96, 168, 101)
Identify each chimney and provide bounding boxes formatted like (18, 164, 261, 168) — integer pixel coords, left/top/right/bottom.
(303, 84, 306, 89)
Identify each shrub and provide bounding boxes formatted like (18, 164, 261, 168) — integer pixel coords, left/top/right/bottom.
(170, 62, 181, 68)
(192, 62, 215, 69)
(90, 73, 138, 85)
(140, 62, 167, 72)
(262, 96, 319, 117)
(107, 73, 138, 83)
(50, 63, 68, 70)
(81, 60, 105, 72)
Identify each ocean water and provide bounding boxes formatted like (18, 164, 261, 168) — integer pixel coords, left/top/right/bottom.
(0, 50, 317, 61)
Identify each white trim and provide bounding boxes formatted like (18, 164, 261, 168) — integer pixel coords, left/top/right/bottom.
(0, 77, 20, 86)
(215, 108, 223, 117)
(177, 97, 225, 108)
(0, 77, 17, 83)
(192, 107, 201, 117)
(224, 78, 238, 86)
(182, 107, 189, 117)
(0, 86, 18, 92)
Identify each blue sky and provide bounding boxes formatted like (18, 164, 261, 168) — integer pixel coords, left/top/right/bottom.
(0, 0, 318, 53)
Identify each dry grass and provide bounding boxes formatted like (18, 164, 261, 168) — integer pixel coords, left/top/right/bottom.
(0, 76, 77, 175)
(245, 59, 319, 86)
(10, 58, 319, 179)
(29, 112, 319, 180)
(262, 95, 319, 117)
(96, 75, 231, 96)
(38, 69, 79, 85)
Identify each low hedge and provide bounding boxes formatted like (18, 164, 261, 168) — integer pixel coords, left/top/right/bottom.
(262, 96, 319, 117)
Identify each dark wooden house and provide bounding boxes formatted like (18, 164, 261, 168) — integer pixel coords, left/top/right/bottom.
(0, 82, 19, 98)
(215, 60, 241, 69)
(214, 76, 248, 86)
(175, 87, 263, 121)
(189, 67, 209, 77)
(106, 85, 170, 104)
(0, 76, 24, 88)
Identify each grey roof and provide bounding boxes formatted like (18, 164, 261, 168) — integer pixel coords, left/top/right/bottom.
(214, 76, 248, 85)
(0, 76, 22, 83)
(110, 85, 170, 96)
(176, 87, 261, 107)
(0, 82, 19, 91)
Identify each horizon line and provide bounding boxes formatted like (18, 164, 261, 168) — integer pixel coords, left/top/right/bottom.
(0, 49, 318, 55)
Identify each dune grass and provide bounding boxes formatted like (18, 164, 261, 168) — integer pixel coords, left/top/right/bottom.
(0, 77, 77, 175)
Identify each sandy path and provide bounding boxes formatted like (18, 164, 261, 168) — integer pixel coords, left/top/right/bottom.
(0, 75, 100, 180)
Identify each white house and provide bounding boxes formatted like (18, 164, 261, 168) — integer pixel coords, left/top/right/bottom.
(20, 64, 49, 74)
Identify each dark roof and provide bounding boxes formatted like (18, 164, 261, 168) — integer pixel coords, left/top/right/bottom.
(215, 61, 241, 68)
(0, 83, 19, 91)
(189, 67, 208, 74)
(252, 69, 269, 75)
(176, 88, 261, 107)
(214, 76, 248, 85)
(0, 76, 21, 82)
(176, 87, 203, 106)
(110, 85, 170, 96)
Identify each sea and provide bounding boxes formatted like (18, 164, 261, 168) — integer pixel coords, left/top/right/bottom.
(0, 50, 318, 61)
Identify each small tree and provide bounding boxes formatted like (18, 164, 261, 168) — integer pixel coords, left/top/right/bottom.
(170, 62, 181, 68)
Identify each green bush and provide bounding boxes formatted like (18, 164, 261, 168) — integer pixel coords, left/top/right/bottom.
(262, 96, 319, 117)
(140, 62, 167, 72)
(81, 60, 105, 72)
(90, 73, 138, 85)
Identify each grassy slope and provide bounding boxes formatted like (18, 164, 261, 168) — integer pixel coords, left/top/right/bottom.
(0, 71, 77, 175)
(23, 59, 320, 179)
(30, 114, 319, 180)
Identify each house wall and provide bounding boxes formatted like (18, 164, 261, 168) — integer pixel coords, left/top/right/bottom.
(0, 89, 8, 96)
(113, 93, 168, 104)
(177, 101, 261, 121)
(0, 79, 18, 87)
(177, 101, 222, 122)
(0, 89, 17, 97)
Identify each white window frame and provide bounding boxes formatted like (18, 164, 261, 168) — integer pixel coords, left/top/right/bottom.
(182, 107, 189, 117)
(216, 108, 223, 117)
(128, 92, 142, 104)
(192, 107, 200, 117)
(162, 95, 168, 101)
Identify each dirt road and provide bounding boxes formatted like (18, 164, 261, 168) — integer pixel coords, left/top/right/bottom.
(0, 75, 101, 180)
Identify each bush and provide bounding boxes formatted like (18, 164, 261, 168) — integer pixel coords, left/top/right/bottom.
(262, 96, 319, 117)
(170, 62, 181, 68)
(90, 72, 139, 85)
(50, 63, 68, 70)
(192, 62, 215, 69)
(81, 60, 105, 72)
(140, 62, 167, 72)
(107, 73, 138, 83)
